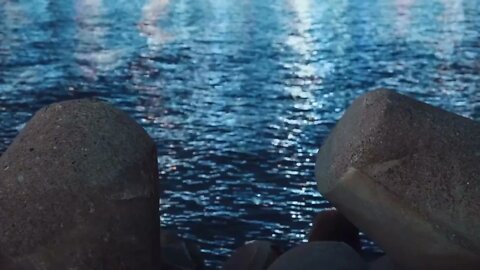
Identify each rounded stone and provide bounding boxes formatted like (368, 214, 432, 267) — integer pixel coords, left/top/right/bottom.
(0, 99, 160, 269)
(267, 242, 367, 270)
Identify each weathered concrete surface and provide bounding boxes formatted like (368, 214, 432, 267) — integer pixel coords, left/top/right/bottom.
(315, 89, 480, 269)
(308, 209, 360, 252)
(0, 252, 33, 270)
(223, 240, 282, 270)
(267, 242, 367, 270)
(0, 99, 160, 269)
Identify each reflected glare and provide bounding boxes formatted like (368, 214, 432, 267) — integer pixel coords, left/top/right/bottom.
(0, 0, 479, 268)
(139, 0, 172, 48)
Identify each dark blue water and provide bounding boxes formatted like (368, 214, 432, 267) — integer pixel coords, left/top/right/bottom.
(1, 0, 479, 268)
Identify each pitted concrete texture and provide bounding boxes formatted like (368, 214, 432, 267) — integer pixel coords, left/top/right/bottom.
(315, 89, 480, 270)
(0, 99, 160, 270)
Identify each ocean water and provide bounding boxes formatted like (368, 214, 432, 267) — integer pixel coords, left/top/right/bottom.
(0, 0, 479, 268)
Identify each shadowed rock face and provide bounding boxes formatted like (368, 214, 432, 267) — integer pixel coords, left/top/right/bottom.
(308, 209, 360, 252)
(315, 89, 480, 270)
(223, 240, 282, 270)
(0, 99, 160, 270)
(368, 256, 404, 270)
(161, 230, 205, 270)
(267, 242, 367, 270)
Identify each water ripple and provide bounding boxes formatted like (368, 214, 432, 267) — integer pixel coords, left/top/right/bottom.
(1, 0, 480, 268)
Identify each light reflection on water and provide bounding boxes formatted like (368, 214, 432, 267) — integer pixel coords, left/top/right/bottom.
(1, 0, 480, 268)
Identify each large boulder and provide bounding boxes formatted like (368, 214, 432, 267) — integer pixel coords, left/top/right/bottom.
(267, 242, 367, 270)
(315, 89, 480, 269)
(0, 99, 160, 269)
(223, 240, 282, 270)
(308, 209, 361, 252)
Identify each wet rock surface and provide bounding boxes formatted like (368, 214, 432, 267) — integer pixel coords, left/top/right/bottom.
(0, 99, 160, 270)
(315, 89, 480, 269)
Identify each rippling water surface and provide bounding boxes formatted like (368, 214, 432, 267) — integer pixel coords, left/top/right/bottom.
(1, 0, 480, 267)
